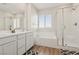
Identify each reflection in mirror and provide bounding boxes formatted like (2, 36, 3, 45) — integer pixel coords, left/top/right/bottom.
(0, 11, 24, 31)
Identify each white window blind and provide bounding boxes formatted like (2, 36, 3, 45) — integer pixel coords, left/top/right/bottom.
(38, 15, 52, 28)
(39, 15, 45, 28)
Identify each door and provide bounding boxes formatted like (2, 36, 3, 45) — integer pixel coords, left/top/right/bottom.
(63, 6, 79, 48)
(3, 41, 17, 55)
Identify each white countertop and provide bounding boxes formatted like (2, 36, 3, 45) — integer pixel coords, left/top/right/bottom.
(0, 30, 32, 39)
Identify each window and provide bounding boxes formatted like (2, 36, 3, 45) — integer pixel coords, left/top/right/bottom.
(38, 15, 52, 28)
(39, 15, 45, 28)
(31, 15, 52, 29)
(45, 15, 51, 28)
(13, 18, 20, 29)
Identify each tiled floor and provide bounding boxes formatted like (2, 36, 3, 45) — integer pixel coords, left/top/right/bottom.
(61, 49, 79, 55)
(26, 45, 79, 55)
(26, 45, 61, 55)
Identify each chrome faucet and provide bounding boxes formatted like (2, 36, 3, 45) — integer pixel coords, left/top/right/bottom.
(9, 25, 15, 33)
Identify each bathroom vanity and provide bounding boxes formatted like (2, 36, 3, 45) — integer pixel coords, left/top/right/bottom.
(0, 31, 34, 55)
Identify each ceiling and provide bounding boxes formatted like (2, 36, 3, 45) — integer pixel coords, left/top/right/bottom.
(33, 3, 66, 10)
(0, 3, 26, 13)
(0, 3, 67, 13)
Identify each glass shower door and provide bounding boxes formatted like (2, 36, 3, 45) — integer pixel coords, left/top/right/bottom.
(63, 6, 79, 48)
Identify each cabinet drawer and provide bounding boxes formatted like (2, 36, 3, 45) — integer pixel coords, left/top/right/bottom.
(0, 36, 17, 45)
(18, 38, 25, 48)
(18, 46, 25, 55)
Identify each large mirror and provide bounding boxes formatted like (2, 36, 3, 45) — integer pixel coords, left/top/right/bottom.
(0, 11, 24, 31)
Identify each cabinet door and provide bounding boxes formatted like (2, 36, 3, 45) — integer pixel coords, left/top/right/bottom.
(3, 41, 17, 55)
(0, 46, 3, 55)
(17, 34, 26, 55)
(18, 46, 25, 55)
(18, 34, 25, 48)
(26, 32, 33, 51)
(18, 38, 25, 49)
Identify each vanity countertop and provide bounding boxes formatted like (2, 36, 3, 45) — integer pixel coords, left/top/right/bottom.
(0, 30, 32, 39)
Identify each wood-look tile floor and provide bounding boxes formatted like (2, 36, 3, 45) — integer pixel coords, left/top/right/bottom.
(31, 45, 61, 55)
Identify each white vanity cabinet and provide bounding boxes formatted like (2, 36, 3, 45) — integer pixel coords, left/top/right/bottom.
(17, 33, 26, 55)
(0, 31, 34, 55)
(0, 35, 17, 55)
(26, 32, 34, 51)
